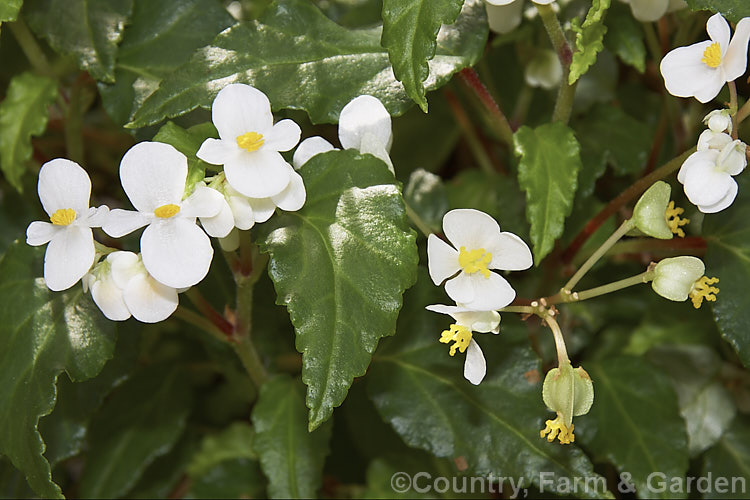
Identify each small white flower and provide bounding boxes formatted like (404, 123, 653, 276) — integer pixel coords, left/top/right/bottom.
(26, 159, 109, 291)
(292, 95, 393, 171)
(102, 142, 223, 289)
(678, 138, 747, 213)
(704, 109, 732, 134)
(427, 209, 532, 311)
(426, 304, 502, 385)
(660, 13, 750, 103)
(697, 129, 733, 151)
(483, 0, 555, 34)
(620, 0, 685, 23)
(196, 83, 301, 198)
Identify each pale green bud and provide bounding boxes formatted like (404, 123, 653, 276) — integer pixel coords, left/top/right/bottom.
(632, 181, 689, 239)
(540, 362, 594, 444)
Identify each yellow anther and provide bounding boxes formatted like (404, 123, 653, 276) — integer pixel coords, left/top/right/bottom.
(154, 204, 180, 219)
(236, 131, 265, 152)
(50, 208, 76, 226)
(540, 414, 575, 445)
(458, 246, 493, 278)
(689, 276, 719, 309)
(665, 201, 689, 238)
(439, 324, 472, 356)
(701, 42, 722, 68)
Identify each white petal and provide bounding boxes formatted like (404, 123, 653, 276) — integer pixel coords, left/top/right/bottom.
(706, 13, 731, 50)
(123, 273, 179, 323)
(200, 198, 234, 238)
(246, 197, 276, 223)
(677, 149, 719, 183)
(698, 179, 738, 213)
(181, 185, 224, 218)
(102, 209, 151, 238)
(725, 18, 750, 81)
(683, 166, 734, 206)
(446, 272, 516, 311)
(442, 208, 501, 250)
(454, 310, 501, 333)
(224, 150, 292, 198)
(693, 68, 728, 103)
(120, 142, 187, 212)
(660, 42, 721, 100)
(84, 205, 110, 228)
(108, 251, 141, 289)
(38, 158, 91, 217)
(339, 95, 392, 154)
(219, 228, 240, 252)
(628, 0, 668, 22)
(141, 218, 214, 288)
(196, 138, 238, 166)
(91, 275, 131, 321)
(26, 221, 58, 246)
(485, 1, 523, 34)
(486, 232, 533, 271)
(292, 137, 335, 169)
(464, 338, 486, 385)
(271, 170, 306, 211)
(485, 0, 516, 5)
(263, 119, 301, 152)
(44, 226, 95, 291)
(212, 83, 273, 141)
(427, 234, 460, 285)
(717, 140, 747, 175)
(360, 140, 394, 174)
(697, 130, 732, 151)
(227, 195, 255, 230)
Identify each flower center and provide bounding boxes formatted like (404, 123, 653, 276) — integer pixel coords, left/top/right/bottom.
(439, 324, 472, 356)
(689, 276, 719, 308)
(236, 131, 265, 152)
(701, 42, 722, 68)
(540, 414, 575, 445)
(665, 201, 689, 238)
(50, 208, 76, 226)
(154, 204, 180, 219)
(458, 246, 492, 278)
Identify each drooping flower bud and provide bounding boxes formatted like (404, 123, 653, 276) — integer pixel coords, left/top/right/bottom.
(540, 362, 594, 445)
(651, 256, 719, 308)
(632, 181, 689, 239)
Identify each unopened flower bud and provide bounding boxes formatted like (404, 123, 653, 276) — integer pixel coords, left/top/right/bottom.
(540, 362, 594, 445)
(651, 256, 719, 308)
(704, 109, 732, 134)
(525, 49, 563, 90)
(632, 181, 689, 239)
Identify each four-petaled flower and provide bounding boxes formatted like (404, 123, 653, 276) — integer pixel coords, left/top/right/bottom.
(26, 159, 109, 291)
(427, 209, 532, 311)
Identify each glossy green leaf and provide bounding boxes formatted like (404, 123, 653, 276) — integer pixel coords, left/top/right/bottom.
(187, 459, 266, 499)
(702, 417, 750, 499)
(604, 1, 645, 73)
(0, 72, 57, 192)
(514, 122, 581, 263)
(0, 0, 22, 22)
(257, 150, 418, 429)
(98, 0, 234, 124)
(569, 0, 610, 85)
(251, 375, 333, 498)
(381, 0, 466, 112)
(78, 365, 192, 499)
(0, 241, 117, 499)
(153, 121, 217, 192)
(685, 0, 750, 23)
(128, 0, 488, 127)
(25, 0, 133, 82)
(367, 270, 610, 499)
(576, 356, 689, 499)
(187, 422, 257, 477)
(704, 174, 750, 367)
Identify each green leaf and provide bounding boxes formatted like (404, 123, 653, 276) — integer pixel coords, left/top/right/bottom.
(702, 417, 750, 499)
(569, 0, 610, 85)
(187, 422, 257, 477)
(0, 241, 117, 499)
(251, 375, 333, 498)
(604, 1, 645, 73)
(128, 0, 488, 128)
(78, 365, 193, 499)
(403, 168, 449, 233)
(0, 0, 22, 22)
(514, 122, 581, 264)
(381, 0, 466, 112)
(97, 0, 234, 124)
(152, 121, 217, 193)
(25, 0, 133, 82)
(257, 150, 418, 429)
(576, 356, 689, 499)
(0, 72, 57, 192)
(367, 270, 610, 498)
(704, 174, 750, 367)
(685, 0, 750, 23)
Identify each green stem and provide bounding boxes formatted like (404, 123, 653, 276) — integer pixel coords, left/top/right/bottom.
(457, 68, 515, 146)
(642, 22, 663, 62)
(736, 98, 750, 125)
(444, 88, 497, 175)
(550, 270, 655, 304)
(64, 78, 85, 163)
(8, 20, 53, 76)
(537, 3, 576, 124)
(729, 80, 739, 139)
(233, 275, 267, 388)
(543, 313, 570, 366)
(498, 305, 535, 314)
(564, 219, 636, 291)
(404, 201, 433, 237)
(185, 287, 233, 335)
(173, 307, 229, 344)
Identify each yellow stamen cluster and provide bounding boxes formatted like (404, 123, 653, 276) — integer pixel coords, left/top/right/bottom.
(665, 201, 689, 238)
(236, 131, 265, 152)
(540, 414, 575, 445)
(701, 42, 722, 68)
(689, 276, 719, 308)
(154, 204, 180, 219)
(439, 324, 472, 356)
(50, 208, 76, 226)
(458, 246, 492, 278)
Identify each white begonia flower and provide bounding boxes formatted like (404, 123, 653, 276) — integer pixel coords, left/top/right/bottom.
(483, 0, 555, 34)
(651, 256, 719, 308)
(704, 109, 732, 134)
(102, 142, 223, 289)
(678, 137, 747, 213)
(426, 304, 502, 385)
(427, 209, 533, 311)
(196, 83, 301, 198)
(660, 13, 750, 103)
(619, 0, 686, 23)
(26, 159, 110, 291)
